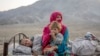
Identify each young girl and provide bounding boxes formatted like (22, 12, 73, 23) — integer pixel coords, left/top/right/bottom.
(43, 21, 63, 56)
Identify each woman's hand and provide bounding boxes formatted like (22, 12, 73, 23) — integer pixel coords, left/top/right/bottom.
(51, 46, 58, 51)
(43, 48, 53, 54)
(47, 48, 54, 52)
(43, 46, 58, 54)
(43, 48, 49, 54)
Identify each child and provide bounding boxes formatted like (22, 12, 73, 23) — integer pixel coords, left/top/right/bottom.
(13, 38, 32, 55)
(43, 21, 63, 55)
(49, 21, 63, 46)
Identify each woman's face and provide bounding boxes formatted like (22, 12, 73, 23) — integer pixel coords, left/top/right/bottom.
(56, 15, 62, 23)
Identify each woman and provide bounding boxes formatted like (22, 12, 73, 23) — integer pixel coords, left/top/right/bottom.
(42, 11, 69, 56)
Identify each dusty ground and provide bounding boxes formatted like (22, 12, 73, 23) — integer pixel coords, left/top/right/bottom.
(0, 23, 100, 56)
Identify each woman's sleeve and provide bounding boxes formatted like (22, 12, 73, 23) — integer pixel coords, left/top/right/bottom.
(63, 28, 69, 43)
(57, 28, 69, 53)
(42, 27, 50, 49)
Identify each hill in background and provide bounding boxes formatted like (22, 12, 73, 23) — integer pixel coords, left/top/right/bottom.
(0, 0, 100, 25)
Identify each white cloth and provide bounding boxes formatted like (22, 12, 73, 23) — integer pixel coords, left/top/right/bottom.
(13, 45, 32, 55)
(8, 43, 19, 55)
(32, 34, 42, 54)
(50, 33, 63, 46)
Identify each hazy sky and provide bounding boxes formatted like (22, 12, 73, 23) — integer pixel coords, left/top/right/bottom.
(0, 0, 38, 11)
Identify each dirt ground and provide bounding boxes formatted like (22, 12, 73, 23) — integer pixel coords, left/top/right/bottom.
(0, 23, 100, 56)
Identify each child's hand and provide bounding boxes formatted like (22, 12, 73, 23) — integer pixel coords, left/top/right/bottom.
(50, 30, 56, 40)
(50, 30, 55, 37)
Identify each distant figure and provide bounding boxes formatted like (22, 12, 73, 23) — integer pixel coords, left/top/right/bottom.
(42, 11, 69, 56)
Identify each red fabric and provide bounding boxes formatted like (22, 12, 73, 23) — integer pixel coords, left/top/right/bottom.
(42, 11, 67, 56)
(42, 26, 51, 49)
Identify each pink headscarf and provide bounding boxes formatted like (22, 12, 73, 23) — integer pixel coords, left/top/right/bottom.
(42, 11, 66, 50)
(50, 11, 62, 23)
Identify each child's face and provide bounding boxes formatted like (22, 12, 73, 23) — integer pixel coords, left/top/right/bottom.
(21, 38, 32, 47)
(51, 28, 59, 34)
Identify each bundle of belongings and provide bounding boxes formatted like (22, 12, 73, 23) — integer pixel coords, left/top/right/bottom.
(70, 32, 100, 56)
